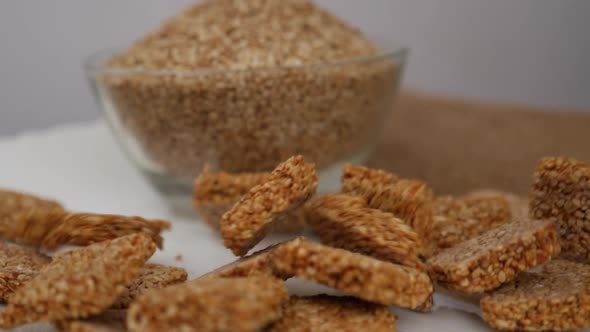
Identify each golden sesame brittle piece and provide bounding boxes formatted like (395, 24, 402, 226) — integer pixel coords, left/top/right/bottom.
(530, 157, 590, 262)
(56, 310, 127, 332)
(341, 164, 399, 198)
(341, 170, 435, 255)
(0, 241, 50, 301)
(40, 213, 170, 250)
(127, 275, 288, 332)
(306, 194, 426, 271)
(194, 168, 305, 233)
(0, 190, 170, 250)
(0, 189, 65, 246)
(267, 295, 398, 332)
(467, 189, 528, 222)
(269, 238, 433, 310)
(427, 219, 560, 294)
(481, 259, 590, 331)
(430, 193, 512, 254)
(198, 241, 297, 281)
(111, 263, 187, 309)
(221, 156, 318, 256)
(0, 234, 156, 329)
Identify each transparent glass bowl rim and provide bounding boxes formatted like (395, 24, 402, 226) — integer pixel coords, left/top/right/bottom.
(84, 45, 408, 78)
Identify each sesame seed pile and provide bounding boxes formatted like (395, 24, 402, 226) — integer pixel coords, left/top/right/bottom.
(3, 155, 590, 330)
(101, 0, 399, 176)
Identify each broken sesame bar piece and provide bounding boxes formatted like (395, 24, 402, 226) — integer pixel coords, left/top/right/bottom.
(0, 189, 170, 250)
(269, 238, 433, 310)
(127, 275, 288, 332)
(194, 168, 305, 233)
(467, 189, 528, 222)
(0, 241, 50, 301)
(40, 213, 170, 250)
(267, 295, 398, 332)
(530, 157, 590, 262)
(0, 233, 156, 328)
(430, 193, 512, 254)
(0, 189, 65, 246)
(56, 310, 127, 332)
(306, 194, 426, 271)
(198, 241, 297, 281)
(427, 219, 560, 294)
(481, 259, 590, 331)
(341, 171, 435, 255)
(221, 155, 318, 256)
(112, 263, 187, 309)
(341, 164, 399, 199)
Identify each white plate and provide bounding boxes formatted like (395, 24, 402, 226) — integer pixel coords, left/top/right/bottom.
(0, 122, 559, 332)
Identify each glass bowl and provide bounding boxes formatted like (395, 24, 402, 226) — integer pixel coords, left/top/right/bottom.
(85, 46, 407, 214)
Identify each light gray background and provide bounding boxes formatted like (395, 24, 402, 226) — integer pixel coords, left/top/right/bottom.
(1, 0, 589, 136)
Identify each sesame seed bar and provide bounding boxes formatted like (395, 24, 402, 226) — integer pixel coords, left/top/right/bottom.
(0, 189, 170, 250)
(0, 234, 156, 328)
(306, 194, 426, 271)
(111, 263, 187, 309)
(467, 189, 529, 222)
(341, 164, 399, 198)
(269, 238, 433, 310)
(530, 157, 590, 262)
(41, 213, 170, 250)
(430, 193, 512, 254)
(221, 155, 318, 256)
(198, 241, 296, 280)
(481, 259, 590, 331)
(127, 275, 288, 332)
(0, 189, 65, 246)
(0, 241, 50, 301)
(267, 295, 398, 332)
(341, 171, 435, 255)
(427, 219, 560, 294)
(56, 310, 127, 332)
(194, 168, 305, 233)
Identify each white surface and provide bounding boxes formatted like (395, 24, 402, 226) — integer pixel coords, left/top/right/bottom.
(0, 122, 508, 331)
(1, 0, 590, 135)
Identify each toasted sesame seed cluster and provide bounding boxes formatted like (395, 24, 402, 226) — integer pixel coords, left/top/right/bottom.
(481, 260, 590, 331)
(0, 241, 50, 301)
(0, 234, 156, 328)
(530, 157, 590, 262)
(270, 238, 433, 310)
(221, 155, 318, 256)
(306, 194, 426, 271)
(467, 189, 529, 222)
(193, 167, 306, 233)
(198, 242, 294, 281)
(101, 0, 399, 177)
(111, 263, 188, 309)
(341, 164, 400, 197)
(41, 213, 171, 250)
(0, 190, 171, 250)
(127, 275, 288, 332)
(0, 189, 66, 246)
(267, 295, 398, 332)
(427, 219, 560, 294)
(341, 167, 435, 255)
(430, 193, 512, 254)
(56, 310, 127, 332)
